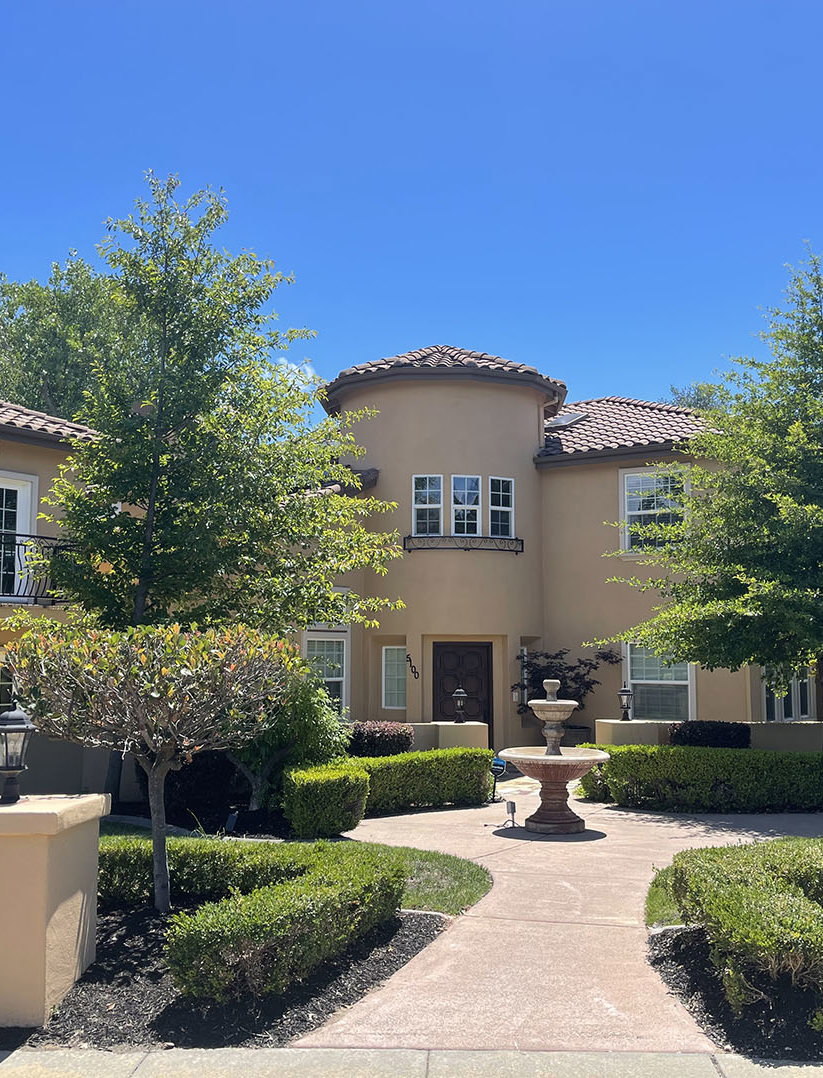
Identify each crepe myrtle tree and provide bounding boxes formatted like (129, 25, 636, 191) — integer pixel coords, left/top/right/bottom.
(5, 615, 297, 912)
(41, 172, 402, 632)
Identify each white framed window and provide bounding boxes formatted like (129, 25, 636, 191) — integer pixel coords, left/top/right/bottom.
(619, 467, 683, 552)
(626, 644, 694, 722)
(489, 477, 514, 538)
(382, 646, 407, 709)
(412, 474, 443, 536)
(764, 670, 815, 722)
(304, 633, 349, 714)
(451, 475, 481, 536)
(0, 472, 36, 600)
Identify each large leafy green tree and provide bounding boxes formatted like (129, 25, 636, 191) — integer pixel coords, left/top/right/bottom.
(0, 256, 120, 418)
(609, 253, 823, 691)
(45, 173, 401, 631)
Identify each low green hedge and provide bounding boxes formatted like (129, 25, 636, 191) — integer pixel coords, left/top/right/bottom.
(355, 748, 494, 816)
(667, 839, 823, 1013)
(577, 743, 823, 812)
(100, 836, 406, 1001)
(282, 763, 369, 838)
(280, 747, 494, 835)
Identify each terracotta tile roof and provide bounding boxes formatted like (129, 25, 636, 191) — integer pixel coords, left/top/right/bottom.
(317, 467, 379, 496)
(0, 401, 96, 444)
(537, 396, 704, 462)
(324, 345, 566, 411)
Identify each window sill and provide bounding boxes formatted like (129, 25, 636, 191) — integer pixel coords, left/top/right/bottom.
(404, 535, 524, 554)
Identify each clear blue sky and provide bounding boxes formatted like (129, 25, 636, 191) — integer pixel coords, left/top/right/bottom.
(3, 1, 822, 403)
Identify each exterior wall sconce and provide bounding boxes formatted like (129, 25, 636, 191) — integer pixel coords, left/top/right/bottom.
(452, 685, 468, 724)
(618, 684, 634, 722)
(0, 706, 35, 804)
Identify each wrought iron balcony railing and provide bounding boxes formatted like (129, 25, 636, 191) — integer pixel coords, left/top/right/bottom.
(403, 534, 524, 554)
(0, 532, 71, 606)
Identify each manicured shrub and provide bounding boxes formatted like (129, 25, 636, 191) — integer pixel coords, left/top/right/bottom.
(349, 720, 414, 757)
(165, 842, 405, 1000)
(99, 836, 407, 1001)
(355, 748, 494, 815)
(669, 719, 751, 748)
(99, 835, 309, 907)
(577, 743, 823, 812)
(281, 763, 369, 838)
(668, 839, 823, 1012)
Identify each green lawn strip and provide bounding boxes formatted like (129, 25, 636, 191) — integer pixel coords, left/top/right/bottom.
(359, 842, 492, 915)
(645, 864, 680, 926)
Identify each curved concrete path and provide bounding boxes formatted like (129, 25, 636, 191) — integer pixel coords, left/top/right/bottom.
(296, 781, 823, 1055)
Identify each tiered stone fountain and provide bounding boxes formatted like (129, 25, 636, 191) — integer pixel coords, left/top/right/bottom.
(500, 679, 609, 834)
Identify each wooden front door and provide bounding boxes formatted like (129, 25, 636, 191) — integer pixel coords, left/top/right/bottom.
(432, 642, 493, 738)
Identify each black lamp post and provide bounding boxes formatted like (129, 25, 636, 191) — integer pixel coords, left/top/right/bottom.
(618, 684, 634, 723)
(452, 685, 468, 724)
(0, 706, 35, 804)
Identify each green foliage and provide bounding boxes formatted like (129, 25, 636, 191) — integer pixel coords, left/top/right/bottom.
(229, 670, 350, 810)
(99, 837, 406, 1001)
(349, 720, 414, 756)
(512, 647, 620, 714)
(0, 256, 121, 418)
(370, 843, 492, 915)
(669, 720, 751, 748)
(667, 381, 723, 412)
(577, 743, 823, 812)
(281, 763, 369, 837)
(41, 173, 401, 631)
(607, 253, 823, 688)
(668, 839, 823, 1013)
(355, 748, 494, 815)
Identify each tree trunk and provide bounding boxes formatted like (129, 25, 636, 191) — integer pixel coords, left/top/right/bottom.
(146, 763, 171, 913)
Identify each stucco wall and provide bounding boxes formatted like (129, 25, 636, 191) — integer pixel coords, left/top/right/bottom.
(338, 376, 550, 751)
(539, 456, 751, 737)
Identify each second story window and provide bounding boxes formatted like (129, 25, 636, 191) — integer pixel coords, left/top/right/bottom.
(489, 477, 514, 538)
(451, 475, 481, 536)
(621, 468, 683, 551)
(412, 475, 442, 535)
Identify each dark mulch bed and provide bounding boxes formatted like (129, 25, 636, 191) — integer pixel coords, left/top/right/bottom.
(2, 908, 445, 1051)
(649, 926, 823, 1061)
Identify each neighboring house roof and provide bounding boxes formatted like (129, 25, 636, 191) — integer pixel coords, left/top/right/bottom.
(323, 344, 566, 413)
(537, 396, 704, 464)
(0, 401, 96, 447)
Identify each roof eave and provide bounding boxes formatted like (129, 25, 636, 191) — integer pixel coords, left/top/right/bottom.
(534, 440, 691, 468)
(323, 366, 566, 416)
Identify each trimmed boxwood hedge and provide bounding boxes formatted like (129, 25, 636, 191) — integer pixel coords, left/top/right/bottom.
(281, 763, 369, 838)
(99, 836, 406, 1001)
(669, 719, 751, 749)
(280, 748, 494, 836)
(577, 743, 823, 812)
(667, 839, 823, 1013)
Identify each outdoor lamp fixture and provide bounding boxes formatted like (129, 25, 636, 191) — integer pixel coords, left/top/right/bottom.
(452, 685, 468, 724)
(0, 706, 35, 804)
(618, 684, 634, 723)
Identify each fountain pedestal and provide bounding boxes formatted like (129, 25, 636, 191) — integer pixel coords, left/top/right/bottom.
(500, 679, 609, 835)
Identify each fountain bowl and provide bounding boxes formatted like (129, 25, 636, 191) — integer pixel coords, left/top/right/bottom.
(499, 745, 610, 834)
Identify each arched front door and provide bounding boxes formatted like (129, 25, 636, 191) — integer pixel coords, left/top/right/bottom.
(432, 642, 492, 740)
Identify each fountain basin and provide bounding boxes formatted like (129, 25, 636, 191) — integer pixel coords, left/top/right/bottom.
(499, 745, 610, 834)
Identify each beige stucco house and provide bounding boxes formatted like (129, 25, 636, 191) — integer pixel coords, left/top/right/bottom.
(311, 345, 818, 753)
(1, 344, 819, 800)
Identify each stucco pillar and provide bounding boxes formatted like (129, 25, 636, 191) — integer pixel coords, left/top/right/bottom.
(0, 794, 110, 1027)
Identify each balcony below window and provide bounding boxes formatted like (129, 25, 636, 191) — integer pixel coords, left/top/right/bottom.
(0, 532, 71, 606)
(403, 534, 524, 554)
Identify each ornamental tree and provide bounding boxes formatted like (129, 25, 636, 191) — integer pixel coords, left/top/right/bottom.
(43, 172, 401, 631)
(607, 252, 823, 692)
(5, 616, 296, 912)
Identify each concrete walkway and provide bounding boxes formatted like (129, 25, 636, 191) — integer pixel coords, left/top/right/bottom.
(293, 781, 823, 1056)
(4, 784, 823, 1074)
